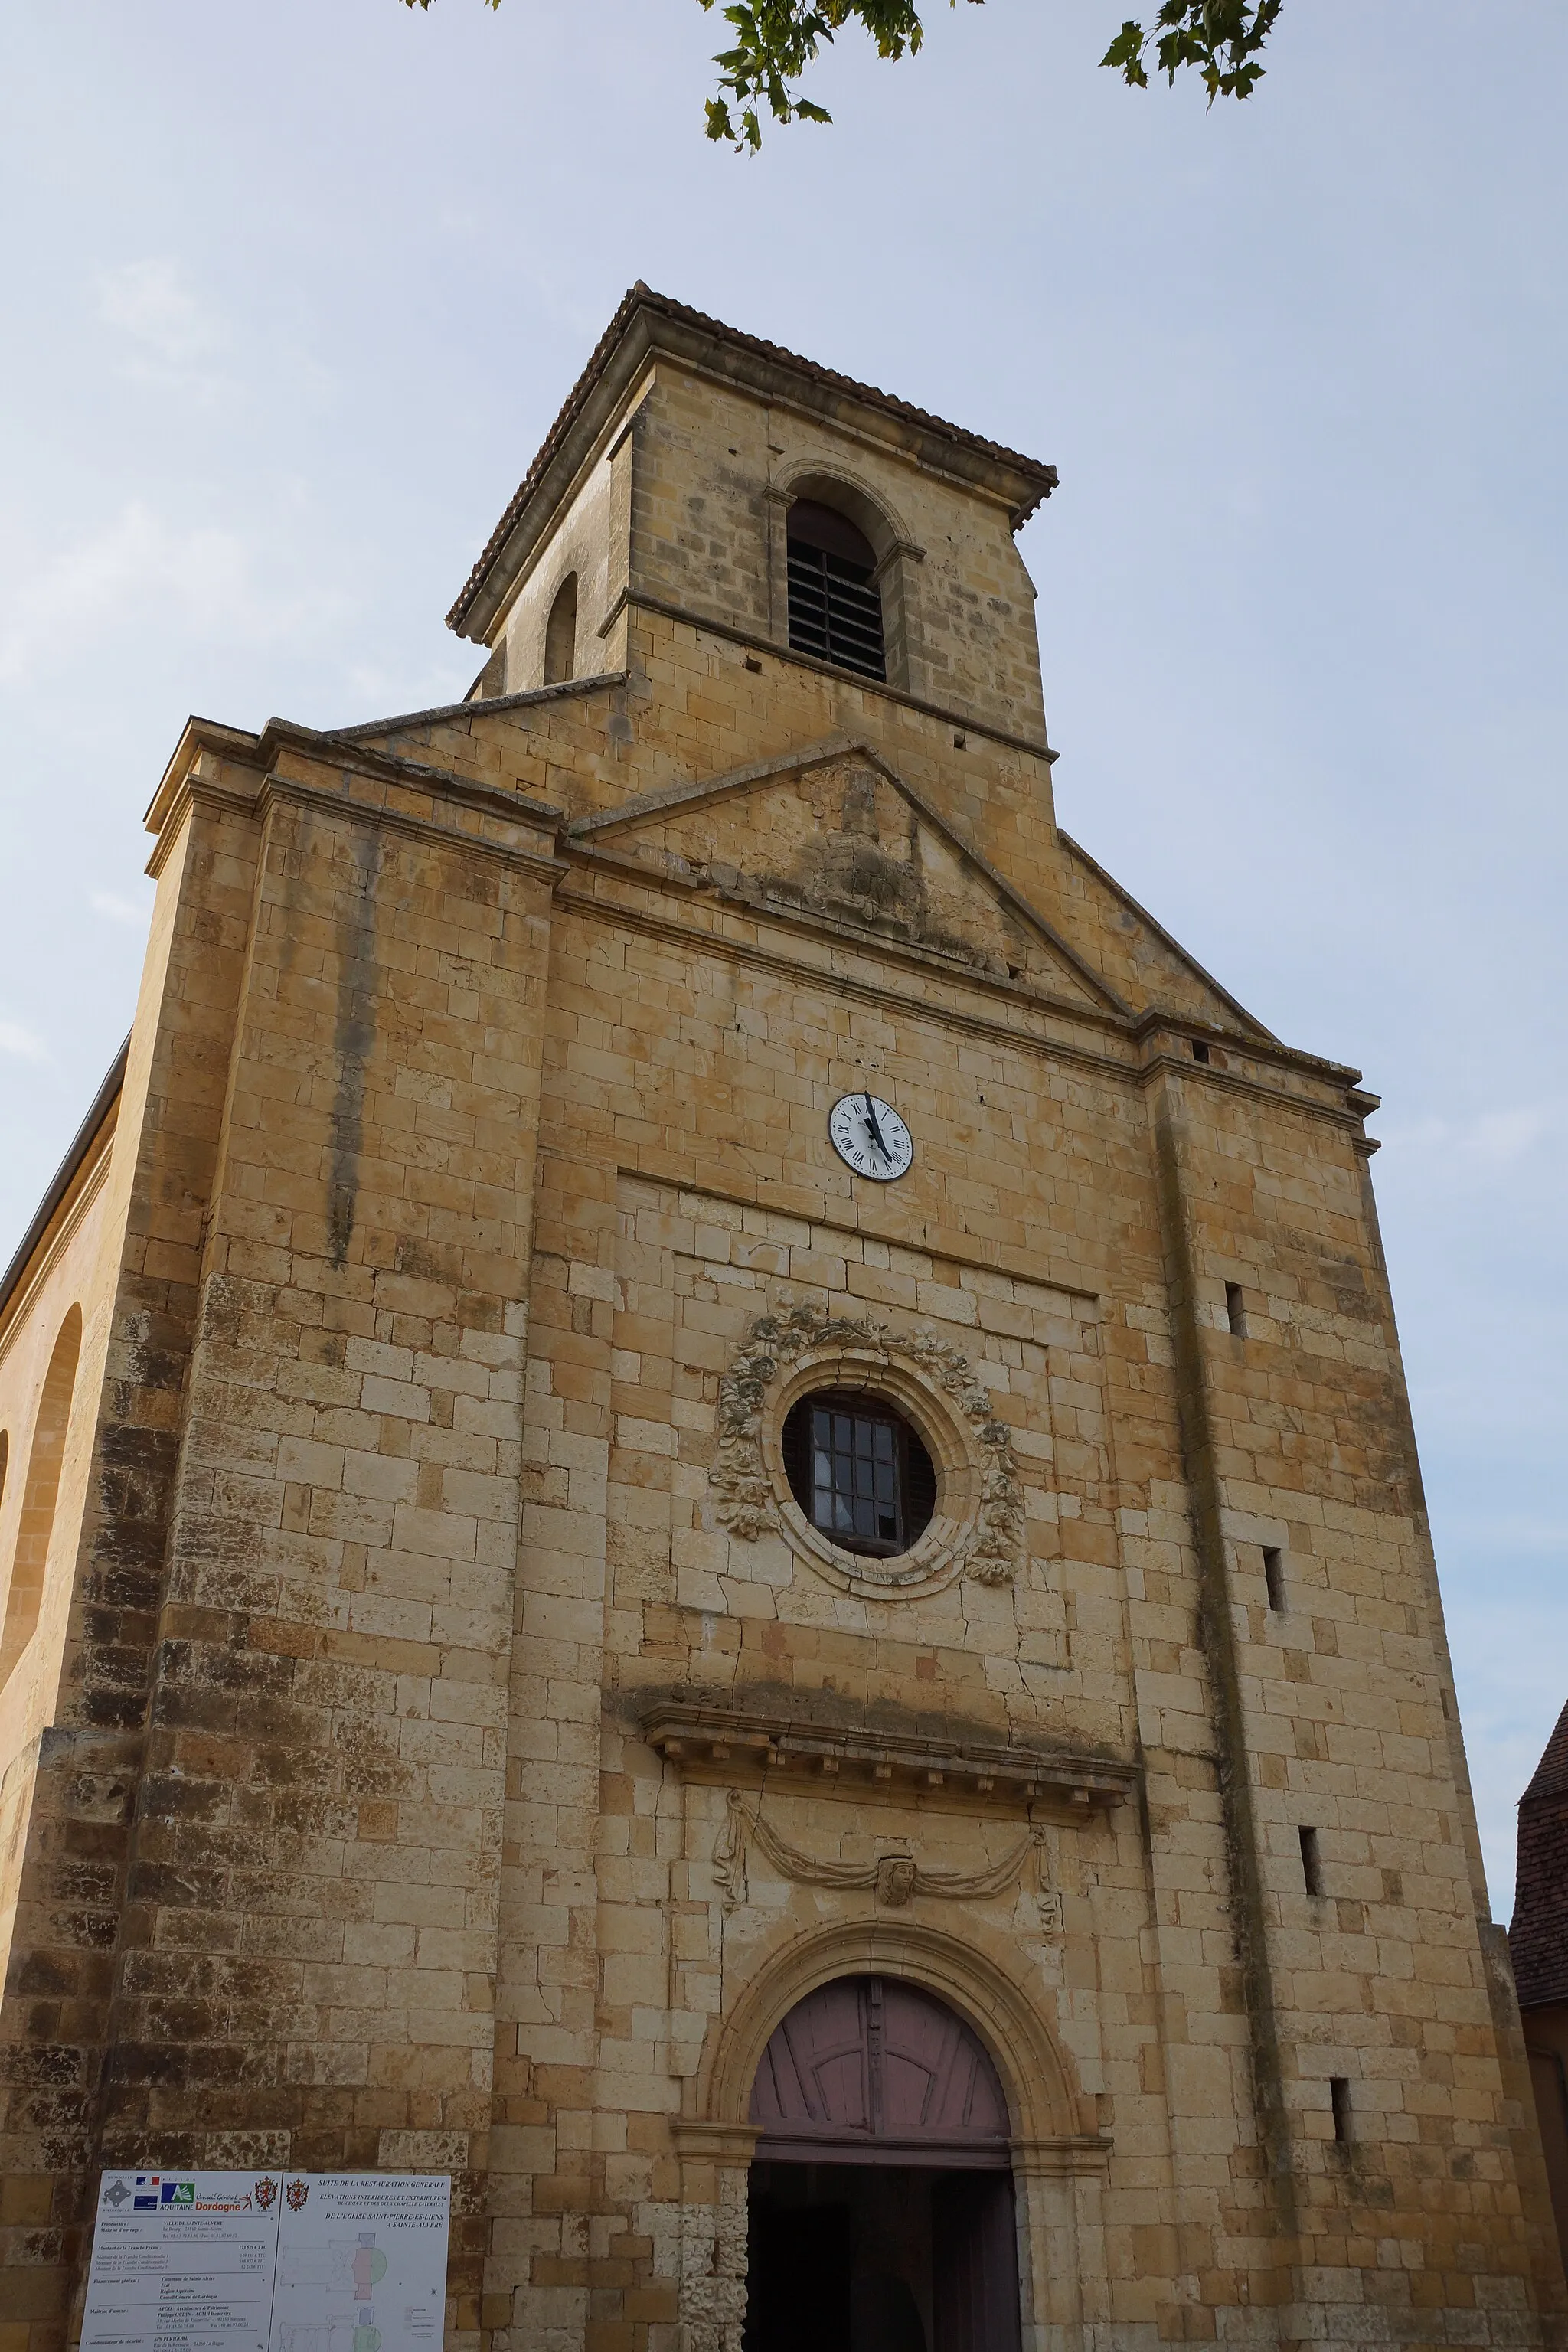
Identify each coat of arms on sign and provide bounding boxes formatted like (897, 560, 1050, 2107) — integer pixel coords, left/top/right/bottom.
(253, 2177, 277, 2210)
(286, 2179, 309, 2212)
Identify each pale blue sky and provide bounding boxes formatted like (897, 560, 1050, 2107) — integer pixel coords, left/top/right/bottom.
(2, 0, 1563, 1909)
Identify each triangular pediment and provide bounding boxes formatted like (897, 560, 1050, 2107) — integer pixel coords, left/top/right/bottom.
(570, 740, 1128, 1014)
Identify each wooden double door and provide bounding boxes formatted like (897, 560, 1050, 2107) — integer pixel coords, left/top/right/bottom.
(742, 1976, 1024, 2352)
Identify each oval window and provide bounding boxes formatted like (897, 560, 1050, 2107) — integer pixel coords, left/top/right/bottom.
(782, 1390, 936, 1558)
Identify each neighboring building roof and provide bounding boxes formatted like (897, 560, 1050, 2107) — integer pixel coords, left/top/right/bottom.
(0, 1037, 127, 1333)
(1511, 1697, 1568, 2008)
(446, 283, 1059, 642)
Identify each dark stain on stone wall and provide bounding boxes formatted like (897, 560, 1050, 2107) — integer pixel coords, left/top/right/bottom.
(326, 827, 384, 1269)
(1152, 1089, 1298, 2236)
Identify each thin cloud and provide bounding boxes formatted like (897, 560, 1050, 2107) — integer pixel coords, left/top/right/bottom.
(90, 890, 149, 928)
(96, 257, 227, 398)
(1377, 1102, 1559, 1167)
(0, 501, 352, 686)
(0, 1021, 48, 1063)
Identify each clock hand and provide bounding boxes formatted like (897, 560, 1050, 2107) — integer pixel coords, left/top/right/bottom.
(863, 1094, 891, 1161)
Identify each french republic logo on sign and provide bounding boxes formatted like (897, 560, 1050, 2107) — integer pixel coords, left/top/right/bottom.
(286, 2179, 309, 2213)
(132, 2177, 196, 2209)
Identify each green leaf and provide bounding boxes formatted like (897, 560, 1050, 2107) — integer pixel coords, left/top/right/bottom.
(1099, 0, 1279, 103)
(400, 0, 1284, 146)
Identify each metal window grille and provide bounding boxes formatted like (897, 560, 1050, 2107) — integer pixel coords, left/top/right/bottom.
(787, 541, 887, 681)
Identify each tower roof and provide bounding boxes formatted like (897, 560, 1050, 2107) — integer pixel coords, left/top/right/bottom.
(1509, 1696, 1568, 2008)
(446, 284, 1059, 643)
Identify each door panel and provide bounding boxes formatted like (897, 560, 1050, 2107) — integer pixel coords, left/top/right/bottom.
(743, 2197, 852, 2352)
(750, 1975, 1010, 2159)
(932, 2173, 1023, 2352)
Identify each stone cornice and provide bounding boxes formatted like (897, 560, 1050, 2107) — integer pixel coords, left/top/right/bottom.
(642, 1702, 1136, 1815)
(254, 766, 567, 887)
(331, 671, 622, 743)
(1010, 2135, 1114, 2177)
(144, 720, 566, 887)
(0, 1054, 122, 1353)
(596, 586, 1055, 763)
(556, 858, 1377, 1138)
(145, 714, 562, 841)
(668, 2121, 762, 2166)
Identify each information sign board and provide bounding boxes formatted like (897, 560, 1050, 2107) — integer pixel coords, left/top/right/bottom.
(81, 2171, 283, 2352)
(80, 2173, 450, 2352)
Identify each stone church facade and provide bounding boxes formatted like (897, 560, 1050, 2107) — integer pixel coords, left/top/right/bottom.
(0, 286, 1562, 2352)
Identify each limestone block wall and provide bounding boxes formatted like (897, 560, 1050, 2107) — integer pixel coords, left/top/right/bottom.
(0, 731, 569, 2352)
(622, 363, 1049, 740)
(0, 769, 271, 2347)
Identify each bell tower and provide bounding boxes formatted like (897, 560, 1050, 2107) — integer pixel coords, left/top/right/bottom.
(448, 283, 1059, 750)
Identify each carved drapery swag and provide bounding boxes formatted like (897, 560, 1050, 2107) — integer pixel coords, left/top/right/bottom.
(712, 1788, 1061, 1927)
(707, 1300, 1025, 1583)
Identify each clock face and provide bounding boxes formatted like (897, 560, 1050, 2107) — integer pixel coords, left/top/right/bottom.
(828, 1093, 914, 1183)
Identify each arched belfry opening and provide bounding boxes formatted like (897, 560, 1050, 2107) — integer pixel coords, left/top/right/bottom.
(743, 1975, 1023, 2352)
(543, 571, 578, 685)
(786, 500, 887, 681)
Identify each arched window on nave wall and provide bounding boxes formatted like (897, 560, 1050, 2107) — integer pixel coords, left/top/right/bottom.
(0, 1305, 83, 1688)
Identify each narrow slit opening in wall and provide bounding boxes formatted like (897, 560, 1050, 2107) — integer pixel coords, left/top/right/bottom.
(1330, 2077, 1352, 2143)
(1299, 1825, 1322, 1897)
(1191, 1039, 1210, 1063)
(1224, 1282, 1247, 1337)
(1263, 1546, 1285, 1612)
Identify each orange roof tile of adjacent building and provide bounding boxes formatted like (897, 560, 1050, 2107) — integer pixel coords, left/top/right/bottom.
(446, 283, 1059, 635)
(1510, 1696, 1568, 2009)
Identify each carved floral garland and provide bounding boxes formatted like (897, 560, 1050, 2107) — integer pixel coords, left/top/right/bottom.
(711, 1788, 1062, 1927)
(707, 1300, 1025, 1584)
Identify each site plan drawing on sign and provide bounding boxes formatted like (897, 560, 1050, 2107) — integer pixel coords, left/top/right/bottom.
(272, 2175, 452, 2352)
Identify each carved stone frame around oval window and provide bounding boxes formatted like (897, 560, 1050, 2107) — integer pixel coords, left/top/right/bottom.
(707, 1301, 1025, 1602)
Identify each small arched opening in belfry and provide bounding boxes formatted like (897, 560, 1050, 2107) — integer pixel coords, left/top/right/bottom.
(543, 571, 579, 686)
(743, 1973, 1023, 2352)
(0, 1305, 83, 1688)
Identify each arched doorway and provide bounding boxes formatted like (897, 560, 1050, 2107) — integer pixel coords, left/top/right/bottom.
(743, 1975, 1023, 2352)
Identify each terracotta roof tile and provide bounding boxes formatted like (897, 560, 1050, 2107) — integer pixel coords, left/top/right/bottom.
(1510, 1697, 1568, 2009)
